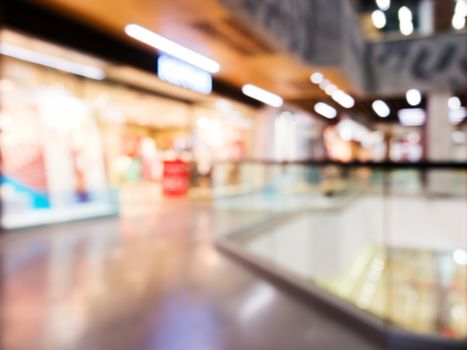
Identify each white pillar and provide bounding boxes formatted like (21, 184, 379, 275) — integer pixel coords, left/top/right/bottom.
(419, 0, 434, 35)
(426, 91, 456, 195)
(426, 91, 452, 161)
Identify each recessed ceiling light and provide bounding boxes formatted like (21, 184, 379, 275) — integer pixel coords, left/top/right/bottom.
(400, 21, 414, 35)
(331, 90, 355, 108)
(398, 6, 413, 22)
(372, 100, 390, 118)
(406, 89, 422, 106)
(241, 84, 283, 107)
(310, 72, 324, 84)
(372, 10, 387, 29)
(449, 107, 466, 125)
(448, 96, 461, 110)
(452, 15, 466, 30)
(314, 102, 337, 119)
(453, 249, 467, 266)
(125, 24, 220, 73)
(319, 79, 331, 90)
(398, 6, 414, 35)
(324, 84, 338, 95)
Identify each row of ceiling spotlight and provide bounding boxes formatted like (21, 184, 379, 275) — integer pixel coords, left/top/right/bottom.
(373, 89, 422, 119)
(309, 72, 355, 119)
(124, 23, 465, 120)
(124, 24, 286, 107)
(372, 0, 466, 34)
(371, 1, 414, 35)
(372, 90, 464, 118)
(240, 72, 357, 112)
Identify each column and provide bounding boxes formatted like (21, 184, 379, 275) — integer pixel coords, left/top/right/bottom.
(418, 0, 434, 35)
(425, 91, 456, 195)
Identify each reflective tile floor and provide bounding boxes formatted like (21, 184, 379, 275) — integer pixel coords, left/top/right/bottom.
(1, 200, 383, 350)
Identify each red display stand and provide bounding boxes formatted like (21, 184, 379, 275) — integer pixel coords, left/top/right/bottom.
(162, 159, 189, 196)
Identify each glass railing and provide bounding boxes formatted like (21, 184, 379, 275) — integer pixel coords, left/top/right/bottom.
(213, 161, 467, 345)
(0, 187, 119, 229)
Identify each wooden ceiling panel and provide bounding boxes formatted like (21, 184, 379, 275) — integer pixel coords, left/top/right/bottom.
(33, 0, 353, 108)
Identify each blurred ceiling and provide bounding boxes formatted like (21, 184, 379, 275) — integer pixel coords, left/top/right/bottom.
(5, 0, 465, 125)
(31, 0, 353, 105)
(357, 0, 461, 39)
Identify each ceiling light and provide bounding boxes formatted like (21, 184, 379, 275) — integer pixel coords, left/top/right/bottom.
(449, 107, 466, 125)
(398, 6, 413, 22)
(453, 249, 467, 266)
(319, 79, 331, 90)
(241, 84, 283, 107)
(455, 0, 467, 17)
(324, 84, 338, 95)
(398, 6, 414, 35)
(314, 102, 337, 119)
(372, 100, 390, 117)
(452, 14, 466, 30)
(125, 24, 220, 73)
(400, 21, 414, 35)
(372, 10, 387, 29)
(406, 89, 422, 106)
(376, 0, 391, 11)
(331, 90, 355, 108)
(398, 108, 426, 126)
(448, 96, 461, 110)
(310, 72, 324, 84)
(0, 43, 105, 80)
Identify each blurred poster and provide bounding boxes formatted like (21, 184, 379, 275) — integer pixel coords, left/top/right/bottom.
(1, 88, 114, 229)
(1, 103, 50, 210)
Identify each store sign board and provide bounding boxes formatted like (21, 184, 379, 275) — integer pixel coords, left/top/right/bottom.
(157, 55, 212, 94)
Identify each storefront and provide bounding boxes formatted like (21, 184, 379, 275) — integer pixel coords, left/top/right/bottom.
(0, 30, 256, 228)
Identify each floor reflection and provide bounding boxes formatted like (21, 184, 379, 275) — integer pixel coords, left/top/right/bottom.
(0, 201, 382, 350)
(144, 290, 227, 350)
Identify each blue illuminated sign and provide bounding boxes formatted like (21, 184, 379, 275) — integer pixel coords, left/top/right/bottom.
(157, 55, 212, 94)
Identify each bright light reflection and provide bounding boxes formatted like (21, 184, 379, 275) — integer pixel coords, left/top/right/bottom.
(240, 284, 275, 321)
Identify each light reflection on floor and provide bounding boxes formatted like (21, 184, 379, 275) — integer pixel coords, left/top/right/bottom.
(0, 200, 382, 350)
